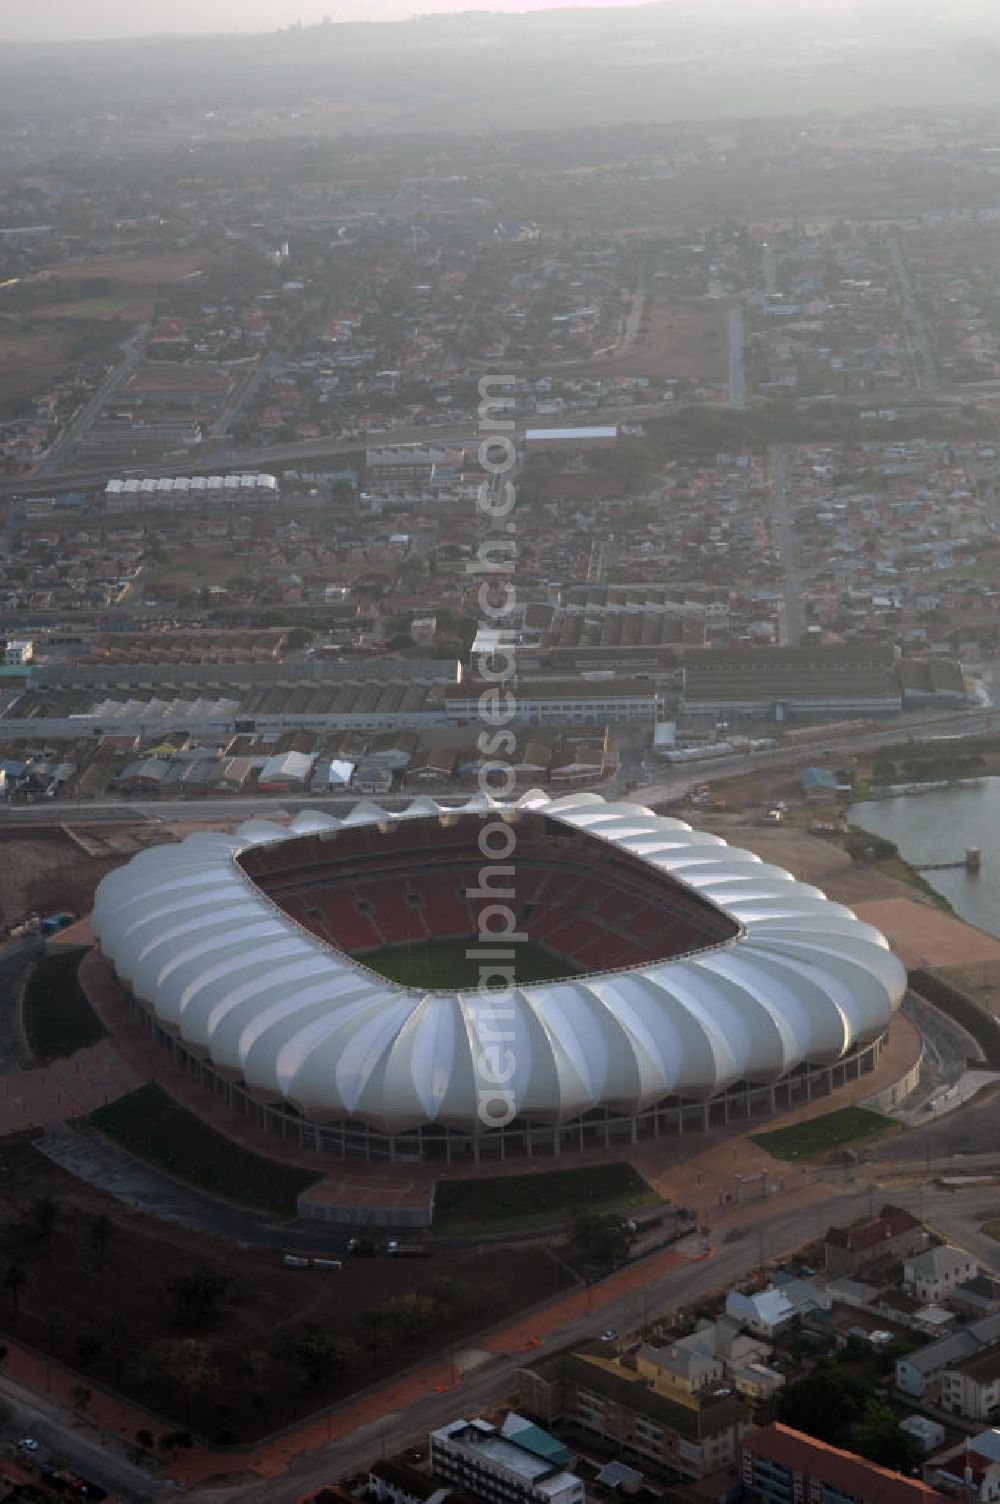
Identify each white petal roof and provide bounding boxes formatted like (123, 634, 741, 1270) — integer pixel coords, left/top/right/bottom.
(90, 792, 906, 1134)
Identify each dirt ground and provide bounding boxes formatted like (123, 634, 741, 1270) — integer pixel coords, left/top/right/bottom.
(0, 1140, 569, 1443)
(0, 327, 78, 409)
(937, 959, 1000, 1020)
(695, 816, 932, 909)
(43, 253, 204, 287)
(0, 832, 151, 931)
(552, 300, 730, 382)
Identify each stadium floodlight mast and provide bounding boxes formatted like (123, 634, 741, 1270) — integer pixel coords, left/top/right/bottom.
(468, 374, 522, 1129)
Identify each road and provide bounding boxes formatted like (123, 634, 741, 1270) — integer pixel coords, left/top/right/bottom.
(888, 233, 939, 393)
(0, 1374, 164, 1504)
(190, 1179, 1000, 1504)
(34, 330, 146, 477)
(762, 242, 778, 297)
(728, 303, 746, 410)
(209, 350, 285, 442)
(0, 936, 40, 1070)
(770, 444, 806, 646)
(620, 265, 648, 352)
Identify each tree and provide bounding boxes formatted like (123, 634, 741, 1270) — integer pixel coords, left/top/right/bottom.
(74, 1333, 104, 1366)
(359, 1307, 387, 1352)
(382, 1291, 438, 1340)
(168, 1267, 236, 1322)
(33, 1196, 58, 1243)
(92, 1213, 112, 1266)
(848, 1406, 921, 1472)
(779, 1362, 875, 1444)
(155, 1339, 221, 1413)
(566, 1212, 635, 1272)
(4, 1265, 25, 1320)
(158, 1430, 193, 1455)
(290, 1325, 357, 1386)
(243, 1348, 271, 1409)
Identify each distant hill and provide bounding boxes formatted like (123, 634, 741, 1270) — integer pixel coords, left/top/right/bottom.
(4, 0, 1000, 135)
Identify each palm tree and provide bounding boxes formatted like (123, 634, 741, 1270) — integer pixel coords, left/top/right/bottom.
(33, 1196, 58, 1244)
(5, 1265, 25, 1321)
(157, 1339, 220, 1417)
(92, 1213, 112, 1265)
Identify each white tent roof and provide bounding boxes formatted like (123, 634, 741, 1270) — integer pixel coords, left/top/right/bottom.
(91, 793, 905, 1135)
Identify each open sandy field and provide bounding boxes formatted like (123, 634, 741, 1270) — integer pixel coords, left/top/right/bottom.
(554, 300, 730, 382)
(42, 252, 205, 287)
(0, 830, 172, 932)
(0, 253, 206, 409)
(0, 325, 76, 409)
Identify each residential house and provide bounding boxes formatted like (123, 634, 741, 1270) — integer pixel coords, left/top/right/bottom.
(726, 1287, 797, 1340)
(905, 1246, 979, 1304)
(952, 1276, 1000, 1318)
(352, 761, 393, 796)
(368, 1459, 451, 1504)
(825, 1203, 925, 1277)
(928, 1429, 1000, 1504)
(940, 1341, 1000, 1422)
(895, 1313, 1000, 1399)
(257, 750, 315, 791)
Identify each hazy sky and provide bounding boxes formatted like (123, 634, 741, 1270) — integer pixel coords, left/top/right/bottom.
(0, 0, 667, 43)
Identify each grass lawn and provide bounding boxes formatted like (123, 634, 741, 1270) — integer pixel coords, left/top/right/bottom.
(23, 950, 107, 1062)
(982, 1221, 1000, 1243)
(435, 1161, 660, 1234)
(83, 1083, 319, 1219)
(751, 1106, 899, 1161)
(362, 936, 580, 990)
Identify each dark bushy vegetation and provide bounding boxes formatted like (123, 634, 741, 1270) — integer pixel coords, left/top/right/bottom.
(23, 951, 106, 1062)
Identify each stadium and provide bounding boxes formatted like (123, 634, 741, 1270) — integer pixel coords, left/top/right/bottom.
(90, 792, 907, 1163)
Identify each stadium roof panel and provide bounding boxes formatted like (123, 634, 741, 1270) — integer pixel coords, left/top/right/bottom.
(91, 794, 906, 1136)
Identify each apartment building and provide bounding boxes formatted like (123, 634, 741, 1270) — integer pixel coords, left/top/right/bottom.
(429, 1415, 582, 1504)
(739, 1423, 950, 1504)
(519, 1348, 752, 1480)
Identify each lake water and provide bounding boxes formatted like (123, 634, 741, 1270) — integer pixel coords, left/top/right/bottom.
(848, 780, 1000, 939)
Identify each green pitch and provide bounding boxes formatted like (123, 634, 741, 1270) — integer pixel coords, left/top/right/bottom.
(360, 937, 582, 989)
